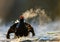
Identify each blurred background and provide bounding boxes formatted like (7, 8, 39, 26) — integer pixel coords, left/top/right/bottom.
(0, 0, 60, 24)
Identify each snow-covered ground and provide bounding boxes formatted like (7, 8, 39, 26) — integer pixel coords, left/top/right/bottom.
(0, 21, 60, 42)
